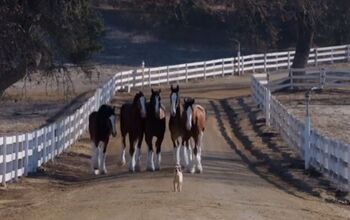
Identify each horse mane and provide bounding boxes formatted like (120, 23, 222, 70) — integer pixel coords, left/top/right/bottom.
(133, 91, 144, 105)
(97, 104, 114, 120)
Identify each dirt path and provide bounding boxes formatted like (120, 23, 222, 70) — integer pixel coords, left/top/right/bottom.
(1, 76, 350, 220)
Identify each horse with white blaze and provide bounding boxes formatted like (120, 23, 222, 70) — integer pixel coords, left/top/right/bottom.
(169, 85, 192, 170)
(182, 98, 206, 173)
(144, 89, 166, 171)
(119, 91, 147, 172)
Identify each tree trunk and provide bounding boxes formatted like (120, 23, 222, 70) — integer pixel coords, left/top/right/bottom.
(291, 11, 314, 70)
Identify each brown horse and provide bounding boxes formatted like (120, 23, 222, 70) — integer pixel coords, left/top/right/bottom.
(120, 91, 147, 172)
(169, 85, 192, 169)
(144, 89, 166, 171)
(89, 104, 117, 175)
(182, 98, 206, 173)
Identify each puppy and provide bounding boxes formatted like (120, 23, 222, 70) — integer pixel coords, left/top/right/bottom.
(173, 165, 183, 192)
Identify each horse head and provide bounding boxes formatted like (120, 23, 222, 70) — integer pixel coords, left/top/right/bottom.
(133, 91, 147, 119)
(183, 97, 195, 131)
(170, 84, 179, 117)
(150, 88, 162, 119)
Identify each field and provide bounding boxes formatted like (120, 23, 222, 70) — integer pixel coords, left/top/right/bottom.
(275, 89, 350, 145)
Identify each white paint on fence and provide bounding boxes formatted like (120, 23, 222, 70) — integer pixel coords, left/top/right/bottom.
(0, 43, 349, 186)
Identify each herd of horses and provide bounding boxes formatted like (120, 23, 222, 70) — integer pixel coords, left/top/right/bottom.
(88, 85, 206, 175)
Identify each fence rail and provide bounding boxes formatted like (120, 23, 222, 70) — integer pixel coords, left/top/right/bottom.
(1, 43, 349, 185)
(251, 70, 350, 191)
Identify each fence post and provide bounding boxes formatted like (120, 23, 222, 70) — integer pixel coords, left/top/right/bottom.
(304, 115, 311, 170)
(275, 54, 278, 71)
(51, 123, 56, 161)
(120, 71, 124, 89)
(347, 45, 350, 62)
(222, 59, 225, 77)
(242, 57, 245, 75)
(238, 54, 241, 75)
(264, 53, 267, 72)
(167, 66, 169, 84)
(252, 56, 256, 74)
(14, 135, 19, 182)
(331, 48, 334, 64)
(287, 51, 291, 69)
(142, 61, 145, 89)
(24, 133, 29, 176)
(43, 127, 47, 163)
(95, 88, 101, 111)
(204, 62, 207, 80)
(315, 48, 318, 67)
(232, 57, 235, 76)
(290, 69, 294, 90)
(265, 88, 271, 127)
(2, 137, 7, 186)
(133, 70, 136, 88)
(185, 64, 188, 83)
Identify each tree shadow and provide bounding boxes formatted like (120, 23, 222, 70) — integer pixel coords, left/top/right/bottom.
(209, 99, 322, 199)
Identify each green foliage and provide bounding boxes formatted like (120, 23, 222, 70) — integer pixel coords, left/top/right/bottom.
(0, 0, 104, 94)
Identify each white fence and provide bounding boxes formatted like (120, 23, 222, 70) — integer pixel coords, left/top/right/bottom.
(251, 69, 350, 191)
(1, 43, 349, 185)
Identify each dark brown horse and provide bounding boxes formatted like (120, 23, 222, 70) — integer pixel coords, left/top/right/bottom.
(144, 89, 166, 171)
(120, 91, 147, 172)
(89, 104, 117, 175)
(169, 85, 192, 169)
(182, 98, 206, 173)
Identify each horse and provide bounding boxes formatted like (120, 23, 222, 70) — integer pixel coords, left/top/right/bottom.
(89, 104, 117, 175)
(119, 91, 147, 172)
(182, 98, 206, 173)
(144, 89, 166, 171)
(169, 85, 192, 169)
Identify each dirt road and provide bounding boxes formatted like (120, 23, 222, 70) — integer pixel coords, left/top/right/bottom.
(1, 76, 350, 220)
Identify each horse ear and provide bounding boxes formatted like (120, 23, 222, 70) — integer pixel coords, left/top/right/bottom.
(171, 84, 173, 90)
(151, 88, 154, 94)
(112, 106, 116, 111)
(192, 98, 195, 104)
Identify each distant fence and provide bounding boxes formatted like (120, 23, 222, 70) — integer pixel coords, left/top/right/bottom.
(1, 43, 349, 185)
(251, 69, 350, 191)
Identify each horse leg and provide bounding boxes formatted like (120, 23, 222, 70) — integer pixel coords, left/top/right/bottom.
(196, 131, 204, 173)
(180, 139, 189, 168)
(172, 138, 180, 166)
(155, 135, 164, 171)
(119, 135, 127, 166)
(97, 141, 105, 175)
(146, 134, 154, 171)
(187, 139, 193, 164)
(91, 141, 99, 175)
(128, 136, 136, 172)
(100, 139, 109, 175)
(190, 137, 199, 174)
(134, 134, 143, 172)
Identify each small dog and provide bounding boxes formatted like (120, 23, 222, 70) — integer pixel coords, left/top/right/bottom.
(173, 165, 183, 192)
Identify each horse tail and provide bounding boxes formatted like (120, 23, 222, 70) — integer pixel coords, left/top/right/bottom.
(89, 111, 98, 142)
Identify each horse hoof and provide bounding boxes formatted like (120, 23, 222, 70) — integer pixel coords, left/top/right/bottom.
(189, 167, 195, 174)
(101, 169, 108, 175)
(135, 165, 141, 172)
(155, 167, 160, 171)
(147, 167, 155, 172)
(118, 161, 126, 167)
(129, 168, 135, 173)
(94, 169, 100, 175)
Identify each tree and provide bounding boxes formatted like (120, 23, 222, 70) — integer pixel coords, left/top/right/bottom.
(0, 0, 104, 96)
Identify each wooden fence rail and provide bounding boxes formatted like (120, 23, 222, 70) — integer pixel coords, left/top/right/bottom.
(1, 43, 349, 185)
(251, 69, 350, 191)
